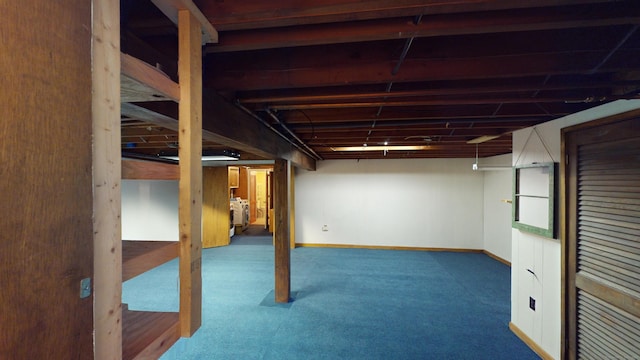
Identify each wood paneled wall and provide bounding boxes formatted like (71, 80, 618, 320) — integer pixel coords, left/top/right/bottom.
(0, 1, 94, 358)
(235, 166, 249, 199)
(203, 167, 231, 248)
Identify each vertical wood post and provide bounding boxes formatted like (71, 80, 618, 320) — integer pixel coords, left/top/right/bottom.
(290, 166, 296, 249)
(178, 9, 203, 337)
(274, 159, 291, 303)
(92, 0, 122, 358)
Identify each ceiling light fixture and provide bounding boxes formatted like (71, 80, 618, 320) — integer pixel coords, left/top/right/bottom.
(467, 135, 501, 144)
(332, 145, 429, 151)
(158, 150, 240, 162)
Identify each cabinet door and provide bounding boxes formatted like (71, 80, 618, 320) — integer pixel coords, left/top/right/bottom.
(228, 166, 240, 188)
(564, 117, 640, 359)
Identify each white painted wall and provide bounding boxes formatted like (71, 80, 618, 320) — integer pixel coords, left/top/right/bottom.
(510, 100, 640, 359)
(121, 180, 179, 241)
(481, 154, 513, 262)
(294, 158, 484, 249)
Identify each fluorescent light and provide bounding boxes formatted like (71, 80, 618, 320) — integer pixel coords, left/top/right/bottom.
(473, 166, 511, 171)
(161, 155, 239, 161)
(467, 135, 501, 144)
(158, 150, 240, 161)
(202, 155, 239, 161)
(332, 145, 430, 151)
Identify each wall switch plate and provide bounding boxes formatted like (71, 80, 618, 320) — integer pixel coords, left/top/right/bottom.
(529, 297, 536, 311)
(322, 225, 328, 231)
(80, 278, 91, 299)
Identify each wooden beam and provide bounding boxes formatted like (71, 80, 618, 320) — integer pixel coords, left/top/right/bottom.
(120, 97, 316, 171)
(93, 0, 123, 358)
(207, 3, 640, 53)
(201, 0, 617, 31)
(121, 53, 180, 102)
(121, 102, 180, 131)
(151, 0, 218, 43)
(238, 81, 640, 105)
(267, 97, 627, 111)
(202, 92, 317, 171)
(274, 159, 291, 303)
(178, 9, 203, 337)
(122, 241, 179, 282)
(206, 51, 627, 91)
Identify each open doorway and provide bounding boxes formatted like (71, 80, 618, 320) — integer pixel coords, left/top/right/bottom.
(236, 166, 273, 237)
(250, 169, 269, 225)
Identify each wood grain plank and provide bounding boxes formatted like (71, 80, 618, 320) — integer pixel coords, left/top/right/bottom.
(0, 1, 94, 358)
(122, 309, 180, 360)
(151, 0, 218, 43)
(122, 241, 179, 281)
(122, 159, 179, 180)
(178, 9, 203, 337)
(121, 53, 180, 102)
(93, 1, 123, 358)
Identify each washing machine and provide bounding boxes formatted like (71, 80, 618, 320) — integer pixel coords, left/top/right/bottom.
(230, 198, 249, 230)
(229, 205, 235, 237)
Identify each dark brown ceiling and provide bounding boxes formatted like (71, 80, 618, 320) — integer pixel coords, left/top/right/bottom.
(120, 0, 640, 162)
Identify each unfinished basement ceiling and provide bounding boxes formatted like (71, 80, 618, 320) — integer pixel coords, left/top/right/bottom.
(120, 0, 640, 161)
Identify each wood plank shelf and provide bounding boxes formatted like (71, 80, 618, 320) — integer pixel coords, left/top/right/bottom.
(122, 307, 180, 360)
(121, 53, 180, 103)
(122, 241, 179, 282)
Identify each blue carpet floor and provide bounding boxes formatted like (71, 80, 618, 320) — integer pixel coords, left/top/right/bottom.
(123, 236, 539, 359)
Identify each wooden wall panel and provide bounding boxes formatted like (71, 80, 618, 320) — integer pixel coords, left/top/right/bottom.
(236, 166, 250, 199)
(0, 1, 94, 358)
(203, 167, 231, 248)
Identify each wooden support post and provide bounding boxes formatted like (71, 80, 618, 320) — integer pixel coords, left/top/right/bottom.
(203, 167, 231, 248)
(290, 166, 296, 249)
(274, 159, 291, 303)
(178, 9, 203, 337)
(93, 0, 123, 358)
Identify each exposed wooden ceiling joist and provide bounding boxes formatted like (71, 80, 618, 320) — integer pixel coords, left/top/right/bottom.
(206, 3, 640, 53)
(197, 0, 620, 31)
(120, 0, 640, 161)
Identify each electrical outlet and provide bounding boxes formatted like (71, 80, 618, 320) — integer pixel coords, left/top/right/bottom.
(529, 297, 536, 311)
(322, 225, 328, 231)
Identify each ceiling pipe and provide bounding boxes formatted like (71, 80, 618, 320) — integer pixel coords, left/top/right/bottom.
(265, 109, 323, 160)
(234, 101, 321, 161)
(588, 24, 638, 74)
(291, 117, 547, 131)
(371, 14, 423, 143)
(392, 15, 423, 76)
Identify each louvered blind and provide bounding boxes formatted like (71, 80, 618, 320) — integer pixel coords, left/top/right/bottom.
(576, 137, 640, 359)
(577, 290, 640, 359)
